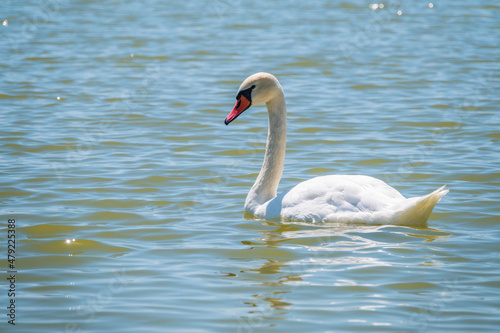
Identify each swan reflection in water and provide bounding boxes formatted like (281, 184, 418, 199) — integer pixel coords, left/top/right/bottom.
(234, 220, 451, 327)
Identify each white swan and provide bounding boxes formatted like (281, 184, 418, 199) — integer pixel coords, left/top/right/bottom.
(224, 73, 448, 226)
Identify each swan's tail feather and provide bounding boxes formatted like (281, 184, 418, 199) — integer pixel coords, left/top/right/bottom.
(393, 185, 449, 227)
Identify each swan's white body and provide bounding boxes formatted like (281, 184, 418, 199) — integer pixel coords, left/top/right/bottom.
(225, 73, 448, 226)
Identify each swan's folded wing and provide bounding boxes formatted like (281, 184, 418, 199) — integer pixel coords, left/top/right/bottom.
(276, 175, 406, 222)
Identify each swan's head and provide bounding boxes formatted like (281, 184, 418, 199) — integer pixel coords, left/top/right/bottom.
(224, 72, 282, 125)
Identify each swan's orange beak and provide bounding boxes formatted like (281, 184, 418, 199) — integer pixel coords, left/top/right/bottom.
(225, 95, 251, 125)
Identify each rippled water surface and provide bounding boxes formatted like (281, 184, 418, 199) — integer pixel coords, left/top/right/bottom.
(2, 0, 500, 332)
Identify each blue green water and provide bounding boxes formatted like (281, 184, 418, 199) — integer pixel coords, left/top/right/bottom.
(1, 0, 500, 332)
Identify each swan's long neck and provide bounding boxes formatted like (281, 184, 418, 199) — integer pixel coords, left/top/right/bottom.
(245, 90, 287, 209)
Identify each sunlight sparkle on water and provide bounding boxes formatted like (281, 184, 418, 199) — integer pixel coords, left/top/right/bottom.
(369, 4, 385, 10)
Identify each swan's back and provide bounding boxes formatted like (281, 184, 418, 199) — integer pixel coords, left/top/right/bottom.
(258, 175, 447, 226)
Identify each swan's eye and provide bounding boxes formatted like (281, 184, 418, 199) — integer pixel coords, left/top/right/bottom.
(237, 85, 256, 102)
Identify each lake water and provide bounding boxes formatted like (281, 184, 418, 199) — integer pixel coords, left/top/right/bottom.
(1, 0, 500, 332)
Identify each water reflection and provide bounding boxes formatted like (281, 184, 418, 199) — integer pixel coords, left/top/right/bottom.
(236, 220, 451, 328)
